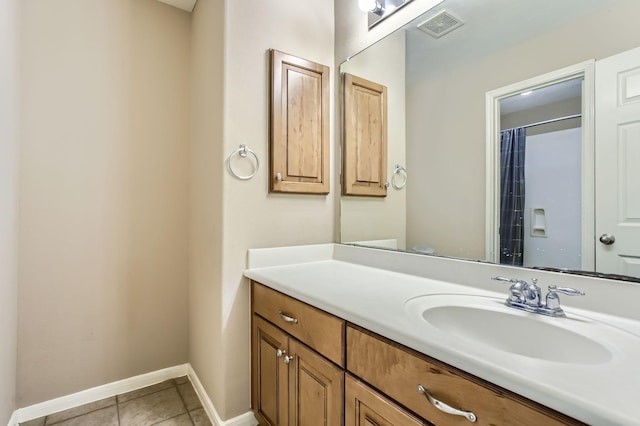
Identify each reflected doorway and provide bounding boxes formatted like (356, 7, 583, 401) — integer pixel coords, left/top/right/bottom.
(499, 78, 583, 269)
(485, 61, 595, 272)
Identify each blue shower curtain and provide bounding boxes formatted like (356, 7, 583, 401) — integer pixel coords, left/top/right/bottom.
(499, 128, 526, 266)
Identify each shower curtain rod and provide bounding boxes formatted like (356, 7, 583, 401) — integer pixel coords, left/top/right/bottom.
(504, 113, 582, 131)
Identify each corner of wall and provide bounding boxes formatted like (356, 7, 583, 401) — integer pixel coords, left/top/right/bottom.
(188, 0, 226, 417)
(0, 0, 20, 422)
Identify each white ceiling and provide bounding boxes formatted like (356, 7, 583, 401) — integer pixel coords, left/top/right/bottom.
(405, 0, 619, 83)
(156, 0, 196, 13)
(398, 0, 619, 111)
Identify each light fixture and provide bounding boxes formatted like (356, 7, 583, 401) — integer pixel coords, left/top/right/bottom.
(359, 0, 384, 16)
(360, 0, 444, 30)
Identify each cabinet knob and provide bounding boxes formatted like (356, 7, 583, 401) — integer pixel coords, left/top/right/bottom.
(283, 355, 294, 364)
(275, 172, 283, 181)
(276, 349, 286, 358)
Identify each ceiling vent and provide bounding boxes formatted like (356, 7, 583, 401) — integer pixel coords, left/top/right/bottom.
(417, 10, 464, 38)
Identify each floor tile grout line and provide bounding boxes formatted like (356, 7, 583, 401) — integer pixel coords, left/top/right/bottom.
(117, 379, 178, 405)
(43, 401, 117, 426)
(174, 378, 195, 425)
(186, 409, 196, 426)
(22, 377, 196, 426)
(120, 380, 190, 426)
(116, 395, 121, 426)
(148, 412, 193, 426)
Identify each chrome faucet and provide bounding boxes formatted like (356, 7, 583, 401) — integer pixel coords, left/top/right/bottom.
(491, 276, 585, 317)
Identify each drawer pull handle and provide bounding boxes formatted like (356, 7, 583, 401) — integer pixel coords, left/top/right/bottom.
(417, 385, 477, 423)
(278, 310, 299, 324)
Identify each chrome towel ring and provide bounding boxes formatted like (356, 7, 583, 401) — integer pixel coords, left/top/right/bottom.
(227, 144, 259, 180)
(391, 164, 407, 190)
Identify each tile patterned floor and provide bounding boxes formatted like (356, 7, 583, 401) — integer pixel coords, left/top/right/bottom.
(20, 377, 212, 426)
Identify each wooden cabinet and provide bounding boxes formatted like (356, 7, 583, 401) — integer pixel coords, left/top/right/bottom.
(345, 374, 427, 426)
(269, 50, 330, 194)
(342, 73, 388, 197)
(251, 282, 345, 426)
(252, 316, 289, 426)
(253, 281, 344, 366)
(288, 339, 344, 426)
(346, 326, 585, 426)
(251, 280, 584, 426)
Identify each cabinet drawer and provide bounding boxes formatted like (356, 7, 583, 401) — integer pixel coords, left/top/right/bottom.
(346, 374, 428, 426)
(347, 326, 584, 426)
(252, 281, 345, 366)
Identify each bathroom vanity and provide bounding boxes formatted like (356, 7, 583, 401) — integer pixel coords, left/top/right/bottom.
(245, 244, 640, 425)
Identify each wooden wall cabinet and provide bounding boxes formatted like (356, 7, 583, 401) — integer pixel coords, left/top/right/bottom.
(342, 73, 388, 197)
(269, 50, 330, 194)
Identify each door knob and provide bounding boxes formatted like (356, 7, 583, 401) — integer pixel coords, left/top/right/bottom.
(599, 234, 616, 245)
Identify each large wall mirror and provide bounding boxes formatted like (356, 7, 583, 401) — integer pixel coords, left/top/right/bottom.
(340, 0, 640, 280)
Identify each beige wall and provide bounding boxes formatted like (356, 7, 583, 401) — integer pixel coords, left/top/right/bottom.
(18, 0, 190, 406)
(214, 0, 336, 419)
(188, 0, 337, 419)
(0, 0, 20, 422)
(340, 31, 407, 249)
(405, 0, 640, 259)
(188, 0, 226, 415)
(14, 0, 335, 417)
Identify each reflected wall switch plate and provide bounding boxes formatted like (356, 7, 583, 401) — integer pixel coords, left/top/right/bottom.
(531, 208, 547, 238)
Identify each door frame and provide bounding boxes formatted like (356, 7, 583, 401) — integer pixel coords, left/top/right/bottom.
(485, 60, 595, 270)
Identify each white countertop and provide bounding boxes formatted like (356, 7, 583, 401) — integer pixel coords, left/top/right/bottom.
(245, 244, 640, 426)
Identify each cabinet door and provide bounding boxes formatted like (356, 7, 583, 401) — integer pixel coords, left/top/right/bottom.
(343, 73, 388, 197)
(345, 375, 427, 426)
(270, 49, 330, 194)
(288, 339, 344, 426)
(252, 315, 289, 426)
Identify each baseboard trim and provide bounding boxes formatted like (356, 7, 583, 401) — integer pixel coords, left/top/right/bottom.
(187, 365, 257, 426)
(12, 364, 189, 425)
(8, 364, 257, 426)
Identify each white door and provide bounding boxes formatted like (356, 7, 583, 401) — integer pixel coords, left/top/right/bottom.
(595, 46, 640, 278)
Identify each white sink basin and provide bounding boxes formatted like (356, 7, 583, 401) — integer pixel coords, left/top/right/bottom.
(403, 294, 633, 365)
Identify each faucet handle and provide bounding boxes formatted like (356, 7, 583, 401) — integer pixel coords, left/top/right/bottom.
(491, 276, 527, 285)
(547, 285, 585, 296)
(491, 276, 515, 283)
(491, 276, 527, 303)
(545, 285, 585, 312)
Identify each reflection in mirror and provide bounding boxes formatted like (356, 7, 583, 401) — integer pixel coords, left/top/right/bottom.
(339, 0, 640, 280)
(497, 78, 583, 270)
